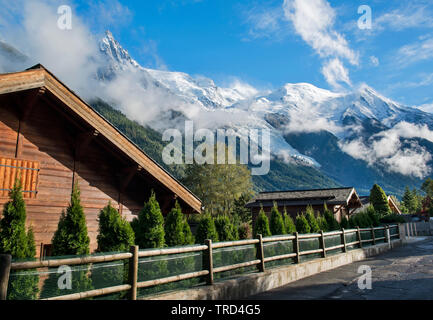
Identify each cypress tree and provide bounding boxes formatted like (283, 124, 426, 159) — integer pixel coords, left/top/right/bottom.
(214, 215, 237, 242)
(305, 206, 320, 233)
(295, 214, 311, 234)
(253, 207, 271, 237)
(164, 201, 185, 247)
(131, 191, 165, 249)
(283, 208, 296, 234)
(369, 184, 392, 217)
(52, 183, 90, 256)
(97, 202, 135, 252)
(195, 213, 219, 244)
(269, 202, 286, 235)
(340, 216, 350, 229)
(317, 214, 328, 232)
(323, 204, 340, 231)
(182, 218, 195, 245)
(0, 178, 39, 300)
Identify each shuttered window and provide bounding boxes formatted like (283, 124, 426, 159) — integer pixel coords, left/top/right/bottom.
(0, 157, 40, 198)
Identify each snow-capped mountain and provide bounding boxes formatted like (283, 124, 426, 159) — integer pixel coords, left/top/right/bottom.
(96, 30, 433, 195)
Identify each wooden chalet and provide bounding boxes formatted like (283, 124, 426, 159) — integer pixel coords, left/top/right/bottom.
(246, 187, 363, 223)
(0, 65, 202, 257)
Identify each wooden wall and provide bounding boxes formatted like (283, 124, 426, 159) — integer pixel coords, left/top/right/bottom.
(0, 93, 167, 257)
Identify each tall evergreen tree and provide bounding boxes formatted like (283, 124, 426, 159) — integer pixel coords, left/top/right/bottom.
(369, 184, 392, 217)
(0, 178, 39, 300)
(164, 201, 185, 247)
(283, 208, 297, 234)
(214, 215, 237, 241)
(195, 213, 219, 243)
(52, 183, 90, 256)
(182, 218, 195, 245)
(253, 207, 271, 237)
(269, 202, 285, 235)
(295, 214, 311, 234)
(323, 204, 340, 231)
(305, 206, 320, 233)
(97, 202, 135, 252)
(131, 191, 165, 249)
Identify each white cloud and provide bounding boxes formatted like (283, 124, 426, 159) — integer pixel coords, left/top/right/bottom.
(339, 121, 433, 178)
(245, 6, 287, 40)
(321, 58, 352, 90)
(417, 103, 433, 113)
(282, 0, 357, 90)
(370, 56, 379, 67)
(396, 36, 433, 66)
(375, 4, 433, 31)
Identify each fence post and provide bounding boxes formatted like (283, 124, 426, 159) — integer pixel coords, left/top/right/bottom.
(371, 227, 376, 245)
(128, 245, 138, 300)
(203, 239, 214, 285)
(294, 232, 300, 264)
(385, 225, 391, 249)
(341, 229, 347, 253)
(0, 254, 12, 301)
(320, 231, 326, 258)
(357, 227, 362, 248)
(413, 222, 417, 237)
(256, 234, 265, 273)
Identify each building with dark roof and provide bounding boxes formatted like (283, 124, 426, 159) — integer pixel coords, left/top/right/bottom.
(246, 187, 363, 223)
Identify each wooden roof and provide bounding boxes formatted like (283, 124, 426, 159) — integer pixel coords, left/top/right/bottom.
(246, 187, 362, 208)
(0, 65, 202, 213)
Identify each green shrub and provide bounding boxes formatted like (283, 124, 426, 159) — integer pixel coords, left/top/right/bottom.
(323, 205, 340, 231)
(295, 214, 311, 234)
(182, 218, 195, 245)
(370, 184, 392, 217)
(214, 215, 237, 242)
(164, 201, 185, 247)
(317, 214, 328, 232)
(238, 222, 252, 239)
(380, 214, 405, 224)
(0, 178, 39, 300)
(131, 191, 165, 249)
(283, 210, 296, 234)
(97, 202, 135, 252)
(253, 207, 271, 237)
(52, 183, 90, 256)
(366, 205, 380, 227)
(340, 216, 349, 229)
(269, 203, 285, 235)
(305, 206, 320, 233)
(195, 213, 219, 244)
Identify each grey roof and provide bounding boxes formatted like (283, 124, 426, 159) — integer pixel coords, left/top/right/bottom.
(246, 187, 360, 208)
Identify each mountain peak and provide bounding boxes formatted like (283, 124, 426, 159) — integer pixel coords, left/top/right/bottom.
(100, 30, 140, 70)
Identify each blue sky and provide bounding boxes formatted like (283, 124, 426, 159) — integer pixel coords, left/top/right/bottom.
(4, 0, 433, 108)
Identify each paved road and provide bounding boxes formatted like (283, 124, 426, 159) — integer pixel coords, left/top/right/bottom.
(248, 237, 433, 300)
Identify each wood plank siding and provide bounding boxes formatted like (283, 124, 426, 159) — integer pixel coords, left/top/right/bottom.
(0, 65, 202, 257)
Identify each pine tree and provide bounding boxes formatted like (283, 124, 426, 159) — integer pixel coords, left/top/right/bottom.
(283, 208, 297, 234)
(52, 183, 90, 256)
(97, 202, 135, 252)
(317, 214, 328, 232)
(214, 215, 237, 241)
(0, 178, 39, 300)
(195, 213, 219, 243)
(131, 191, 165, 249)
(323, 204, 340, 231)
(402, 186, 418, 214)
(164, 201, 185, 247)
(0, 178, 34, 258)
(253, 207, 271, 237)
(305, 206, 320, 233)
(369, 184, 392, 217)
(295, 214, 311, 234)
(182, 218, 195, 245)
(269, 202, 285, 235)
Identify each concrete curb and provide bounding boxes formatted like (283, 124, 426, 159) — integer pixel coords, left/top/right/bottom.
(143, 239, 405, 300)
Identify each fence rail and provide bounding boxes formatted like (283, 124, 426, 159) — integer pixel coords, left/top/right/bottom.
(0, 224, 401, 301)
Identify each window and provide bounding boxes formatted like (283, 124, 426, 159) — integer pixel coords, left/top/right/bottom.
(0, 157, 40, 198)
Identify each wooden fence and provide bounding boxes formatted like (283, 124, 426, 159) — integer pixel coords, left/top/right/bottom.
(0, 225, 400, 300)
